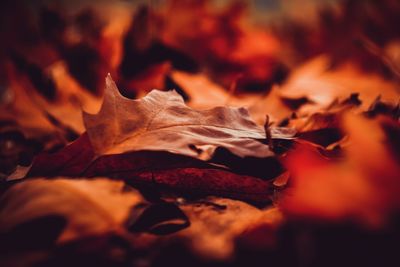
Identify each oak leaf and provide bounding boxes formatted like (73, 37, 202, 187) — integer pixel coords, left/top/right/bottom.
(83, 74, 277, 160)
(25, 74, 294, 203)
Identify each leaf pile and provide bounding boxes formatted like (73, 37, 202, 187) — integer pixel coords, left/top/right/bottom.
(1, 1, 400, 267)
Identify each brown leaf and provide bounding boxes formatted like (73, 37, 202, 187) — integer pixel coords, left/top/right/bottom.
(280, 56, 400, 114)
(1, 60, 101, 139)
(0, 64, 58, 139)
(46, 62, 102, 133)
(171, 70, 259, 110)
(83, 74, 275, 160)
(168, 198, 282, 260)
(171, 71, 294, 124)
(0, 178, 143, 243)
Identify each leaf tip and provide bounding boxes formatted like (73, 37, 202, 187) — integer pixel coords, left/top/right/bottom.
(106, 73, 113, 85)
(104, 73, 123, 98)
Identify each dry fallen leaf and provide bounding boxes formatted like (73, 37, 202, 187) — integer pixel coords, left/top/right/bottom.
(0, 64, 59, 139)
(280, 113, 400, 227)
(2, 1, 400, 266)
(130, 197, 283, 261)
(20, 73, 295, 204)
(0, 60, 101, 140)
(173, 198, 282, 260)
(83, 74, 277, 160)
(27, 135, 273, 203)
(171, 71, 293, 124)
(0, 178, 143, 243)
(171, 70, 258, 110)
(46, 61, 102, 133)
(280, 56, 400, 114)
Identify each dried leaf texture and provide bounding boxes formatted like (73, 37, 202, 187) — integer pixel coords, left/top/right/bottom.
(83, 74, 274, 159)
(0, 178, 143, 243)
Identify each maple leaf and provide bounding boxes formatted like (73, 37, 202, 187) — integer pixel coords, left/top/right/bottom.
(0, 178, 143, 244)
(82, 74, 282, 160)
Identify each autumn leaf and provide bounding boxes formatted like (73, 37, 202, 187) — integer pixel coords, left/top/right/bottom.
(279, 56, 400, 115)
(0, 178, 143, 243)
(2, 1, 400, 266)
(27, 135, 273, 203)
(171, 71, 294, 124)
(0, 64, 59, 139)
(280, 113, 400, 227)
(172, 198, 282, 260)
(21, 74, 295, 203)
(83, 74, 290, 160)
(127, 197, 283, 261)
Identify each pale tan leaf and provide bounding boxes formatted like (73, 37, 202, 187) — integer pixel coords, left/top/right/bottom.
(83, 74, 275, 160)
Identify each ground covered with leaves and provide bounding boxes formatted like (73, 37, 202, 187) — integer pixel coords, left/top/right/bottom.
(0, 0, 400, 266)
